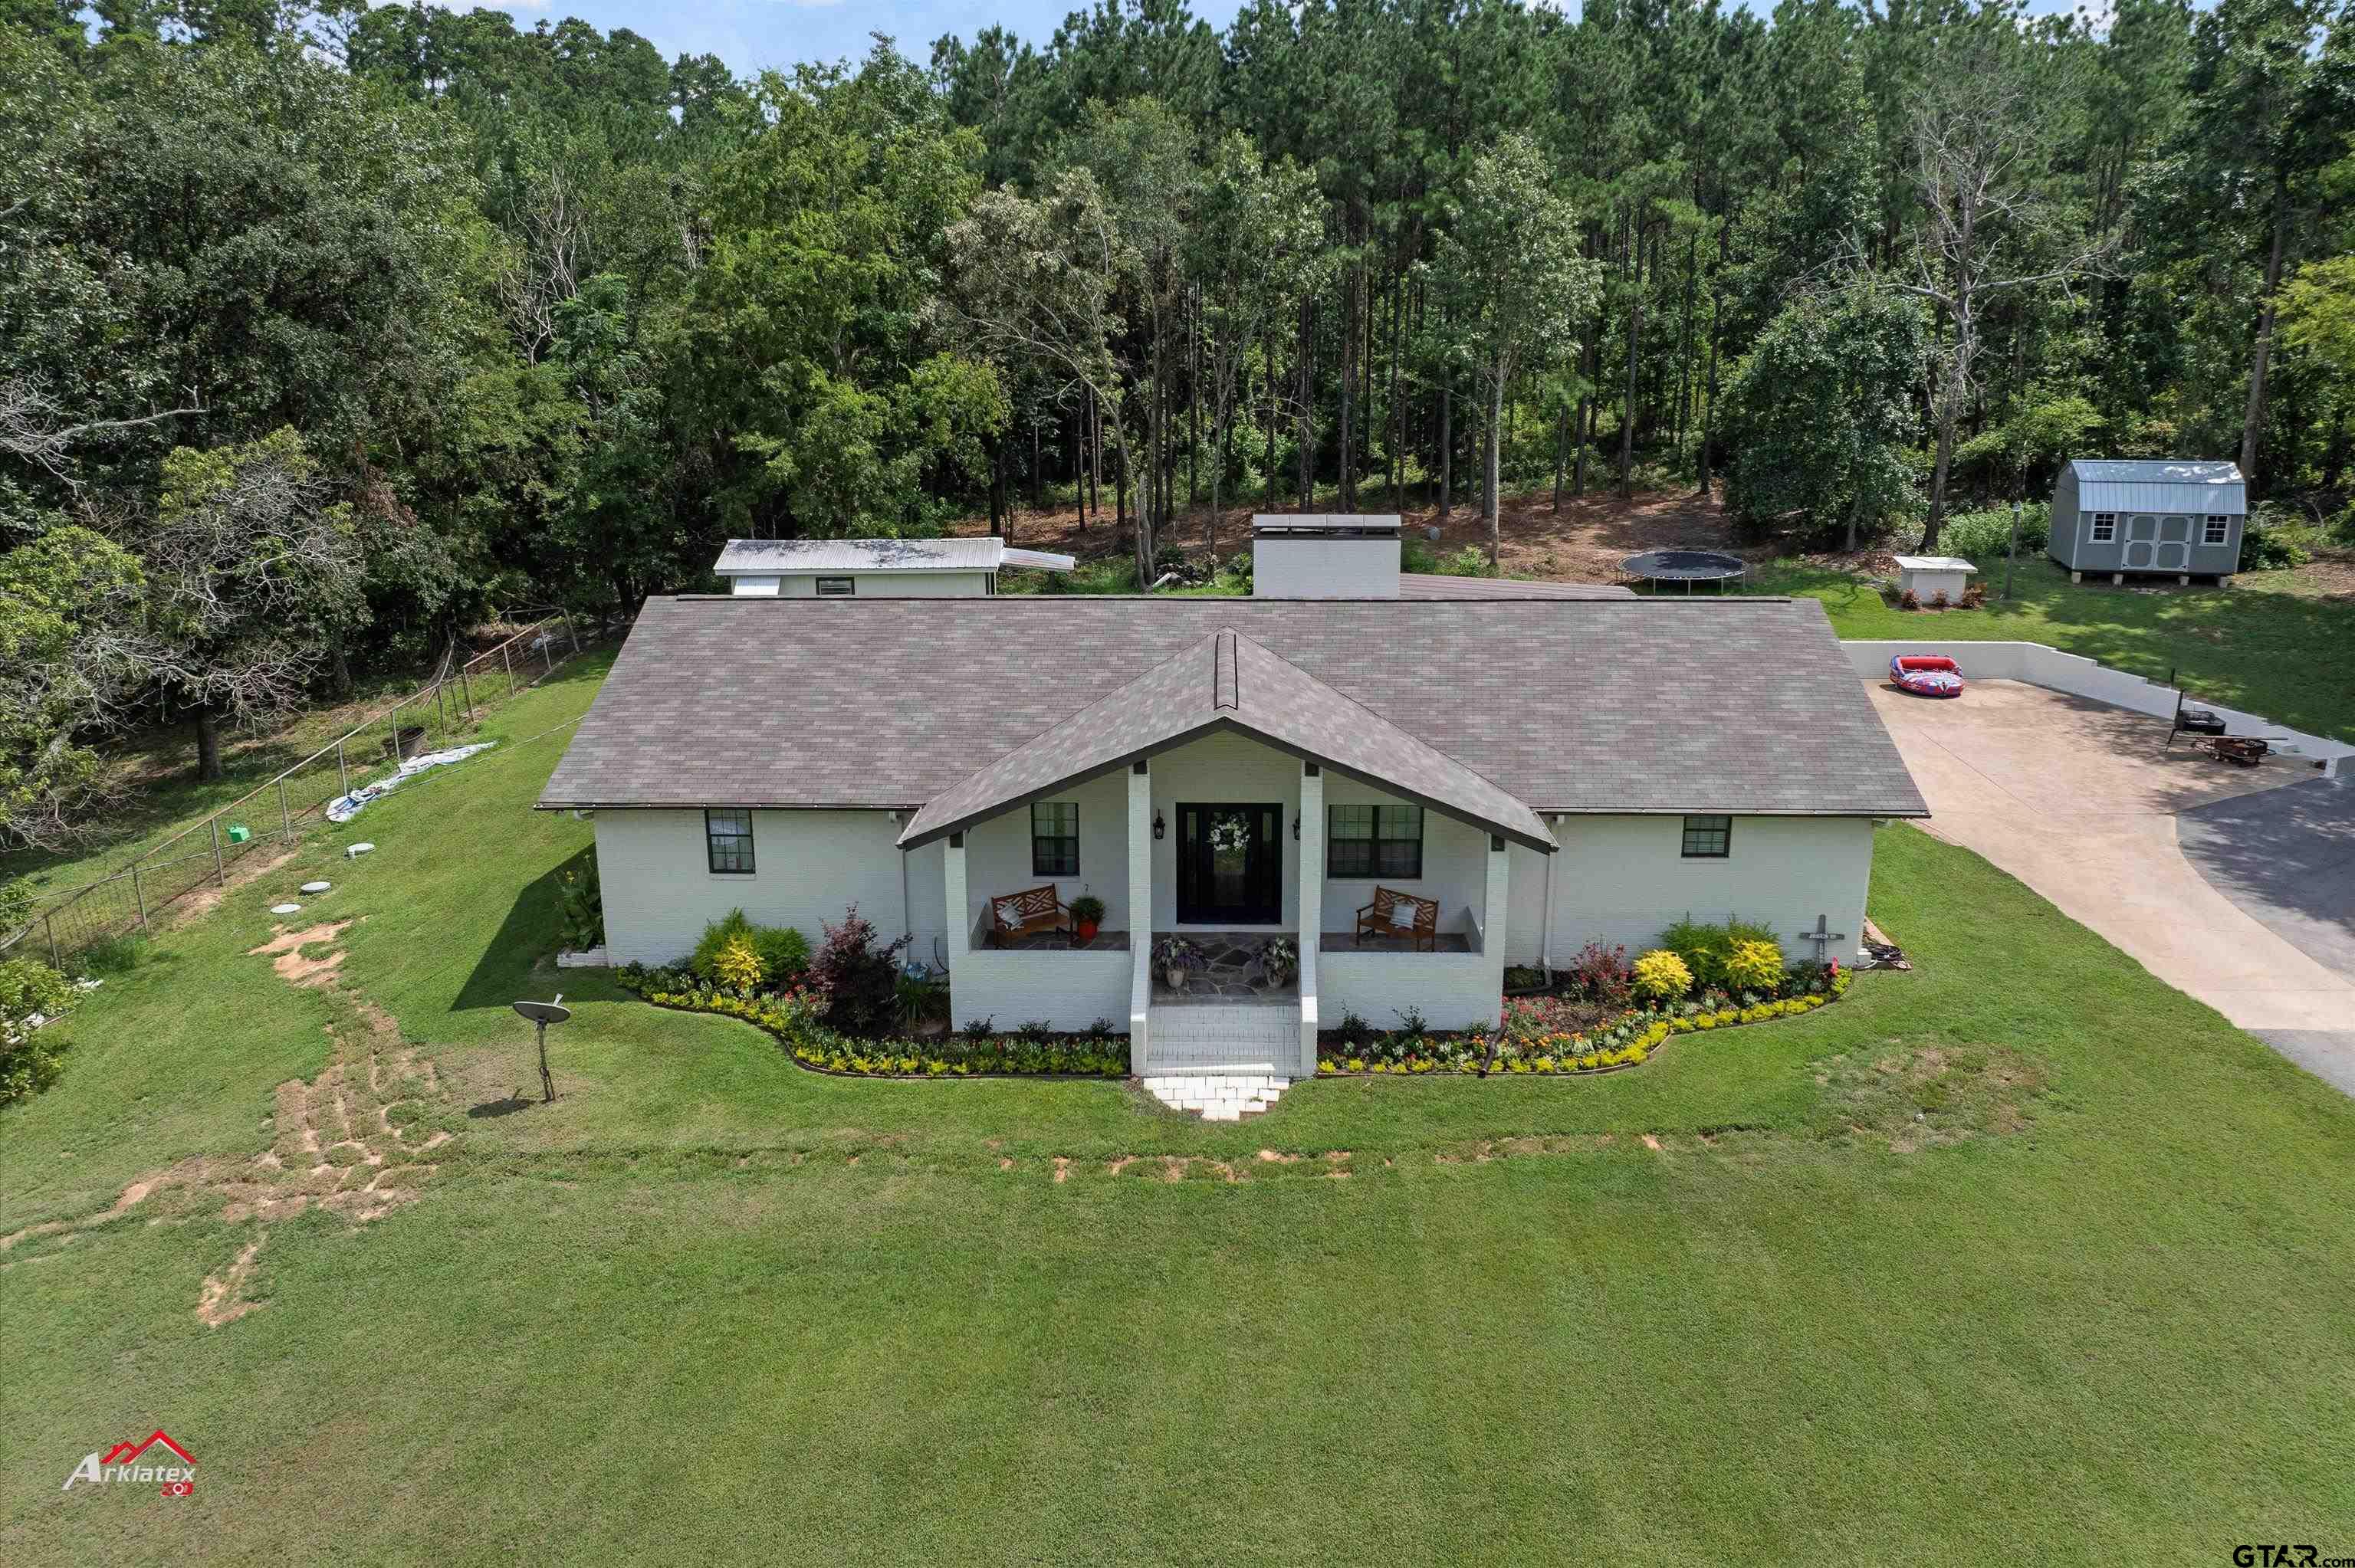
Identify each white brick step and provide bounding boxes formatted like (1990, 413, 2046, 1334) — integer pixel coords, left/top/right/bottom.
(1140, 1074, 1290, 1120)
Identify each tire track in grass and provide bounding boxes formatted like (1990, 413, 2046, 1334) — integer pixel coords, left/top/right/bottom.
(1, 918, 458, 1327)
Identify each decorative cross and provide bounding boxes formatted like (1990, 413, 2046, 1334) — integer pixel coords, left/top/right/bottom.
(1795, 914, 1849, 966)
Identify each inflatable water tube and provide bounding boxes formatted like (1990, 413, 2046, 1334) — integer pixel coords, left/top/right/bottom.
(1890, 654, 1964, 697)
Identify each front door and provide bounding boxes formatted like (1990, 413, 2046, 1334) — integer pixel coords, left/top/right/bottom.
(1175, 804, 1283, 926)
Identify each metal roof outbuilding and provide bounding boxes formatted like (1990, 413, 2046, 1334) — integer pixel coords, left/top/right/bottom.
(2067, 459, 2246, 514)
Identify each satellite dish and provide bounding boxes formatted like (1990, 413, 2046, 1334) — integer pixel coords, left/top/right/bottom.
(512, 995, 569, 1101)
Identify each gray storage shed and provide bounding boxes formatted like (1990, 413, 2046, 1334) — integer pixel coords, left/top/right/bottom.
(2049, 459, 2247, 583)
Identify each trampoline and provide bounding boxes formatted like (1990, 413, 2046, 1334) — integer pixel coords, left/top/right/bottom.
(1620, 548, 1748, 595)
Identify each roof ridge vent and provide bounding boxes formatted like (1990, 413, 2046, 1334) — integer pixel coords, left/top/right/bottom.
(1214, 629, 1240, 710)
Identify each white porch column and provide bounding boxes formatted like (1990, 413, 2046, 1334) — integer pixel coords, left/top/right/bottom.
(1128, 762, 1152, 1072)
(944, 832, 970, 963)
(1296, 763, 1323, 1076)
(1481, 835, 1510, 1029)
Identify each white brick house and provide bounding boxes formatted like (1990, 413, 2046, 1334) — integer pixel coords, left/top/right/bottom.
(541, 523, 1926, 1076)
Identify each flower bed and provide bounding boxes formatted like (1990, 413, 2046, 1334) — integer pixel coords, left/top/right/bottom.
(1315, 956, 1851, 1078)
(618, 963, 1128, 1078)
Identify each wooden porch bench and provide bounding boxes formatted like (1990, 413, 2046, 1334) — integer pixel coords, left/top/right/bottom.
(1355, 886, 1439, 952)
(988, 884, 1072, 947)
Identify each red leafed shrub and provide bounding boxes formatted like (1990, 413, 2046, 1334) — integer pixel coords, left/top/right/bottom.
(1564, 940, 1633, 1009)
(807, 904, 910, 1038)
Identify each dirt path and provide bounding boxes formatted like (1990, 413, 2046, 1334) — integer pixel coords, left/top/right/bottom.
(0, 918, 455, 1326)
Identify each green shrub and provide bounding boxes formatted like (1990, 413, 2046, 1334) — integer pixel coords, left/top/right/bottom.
(1440, 544, 1494, 578)
(690, 909, 755, 979)
(2241, 523, 2310, 571)
(1938, 503, 2050, 564)
(0, 958, 76, 1105)
(752, 923, 809, 980)
(688, 909, 806, 985)
(0, 875, 34, 941)
(557, 857, 603, 951)
(1631, 948, 1693, 1001)
(1656, 915, 1781, 989)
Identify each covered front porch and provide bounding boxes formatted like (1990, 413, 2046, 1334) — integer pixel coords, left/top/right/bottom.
(905, 626, 1552, 1074)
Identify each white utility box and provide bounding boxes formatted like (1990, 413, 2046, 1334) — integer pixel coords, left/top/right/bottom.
(1892, 556, 1977, 603)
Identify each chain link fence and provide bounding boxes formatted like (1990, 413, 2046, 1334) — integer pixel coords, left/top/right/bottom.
(2, 614, 590, 972)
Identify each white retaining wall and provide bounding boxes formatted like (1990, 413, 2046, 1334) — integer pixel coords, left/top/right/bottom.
(1320, 949, 1500, 1035)
(1842, 640, 2350, 776)
(949, 946, 1133, 1034)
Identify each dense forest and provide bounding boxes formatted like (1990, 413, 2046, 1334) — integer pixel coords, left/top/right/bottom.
(0, 0, 2350, 840)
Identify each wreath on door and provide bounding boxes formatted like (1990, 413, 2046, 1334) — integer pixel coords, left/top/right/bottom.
(1207, 812, 1252, 855)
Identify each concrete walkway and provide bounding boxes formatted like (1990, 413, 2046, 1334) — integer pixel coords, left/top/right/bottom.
(1869, 679, 2355, 1091)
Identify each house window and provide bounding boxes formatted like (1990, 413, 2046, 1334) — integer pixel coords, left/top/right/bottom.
(2204, 515, 2231, 546)
(1030, 802, 1079, 877)
(705, 809, 755, 874)
(1327, 804, 1424, 879)
(814, 576, 856, 597)
(1680, 815, 1732, 859)
(2088, 513, 2117, 544)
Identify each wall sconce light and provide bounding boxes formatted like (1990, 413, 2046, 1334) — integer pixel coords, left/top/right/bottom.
(1291, 812, 1300, 840)
(1152, 812, 1165, 841)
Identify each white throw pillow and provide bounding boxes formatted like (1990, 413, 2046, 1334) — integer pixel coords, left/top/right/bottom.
(1389, 904, 1419, 930)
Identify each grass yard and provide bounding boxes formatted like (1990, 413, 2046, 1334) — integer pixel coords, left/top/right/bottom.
(1756, 554, 2355, 746)
(5, 651, 2355, 1565)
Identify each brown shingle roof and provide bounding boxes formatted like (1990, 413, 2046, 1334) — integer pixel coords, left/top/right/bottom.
(537, 595, 1926, 818)
(898, 628, 1557, 850)
(1396, 574, 1634, 599)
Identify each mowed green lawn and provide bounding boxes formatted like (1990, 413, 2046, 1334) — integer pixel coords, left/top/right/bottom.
(5, 657, 2354, 1566)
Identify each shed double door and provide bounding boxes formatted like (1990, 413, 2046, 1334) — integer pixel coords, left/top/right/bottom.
(2123, 513, 2189, 571)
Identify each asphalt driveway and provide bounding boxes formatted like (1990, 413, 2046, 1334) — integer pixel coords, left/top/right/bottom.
(1869, 678, 2355, 1093)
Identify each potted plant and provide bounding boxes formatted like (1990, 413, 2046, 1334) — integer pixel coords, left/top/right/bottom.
(1152, 936, 1203, 992)
(1069, 894, 1106, 945)
(1260, 935, 1298, 988)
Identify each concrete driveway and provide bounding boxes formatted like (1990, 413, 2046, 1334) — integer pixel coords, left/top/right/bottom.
(1868, 679, 2355, 1091)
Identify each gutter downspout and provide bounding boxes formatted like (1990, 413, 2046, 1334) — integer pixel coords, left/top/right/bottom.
(1540, 815, 1558, 975)
(894, 814, 913, 954)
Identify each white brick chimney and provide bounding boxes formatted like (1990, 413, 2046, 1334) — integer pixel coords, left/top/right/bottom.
(1250, 515, 1402, 599)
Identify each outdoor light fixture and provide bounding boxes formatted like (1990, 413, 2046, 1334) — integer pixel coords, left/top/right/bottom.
(1291, 813, 1300, 840)
(1152, 812, 1166, 841)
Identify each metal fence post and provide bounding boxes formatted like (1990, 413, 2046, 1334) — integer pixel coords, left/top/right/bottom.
(336, 736, 348, 797)
(278, 777, 293, 841)
(132, 864, 147, 927)
(45, 913, 61, 969)
(543, 634, 554, 676)
(502, 644, 515, 700)
(210, 818, 225, 886)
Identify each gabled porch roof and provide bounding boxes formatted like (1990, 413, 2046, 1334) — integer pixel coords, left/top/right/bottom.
(898, 628, 1556, 853)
